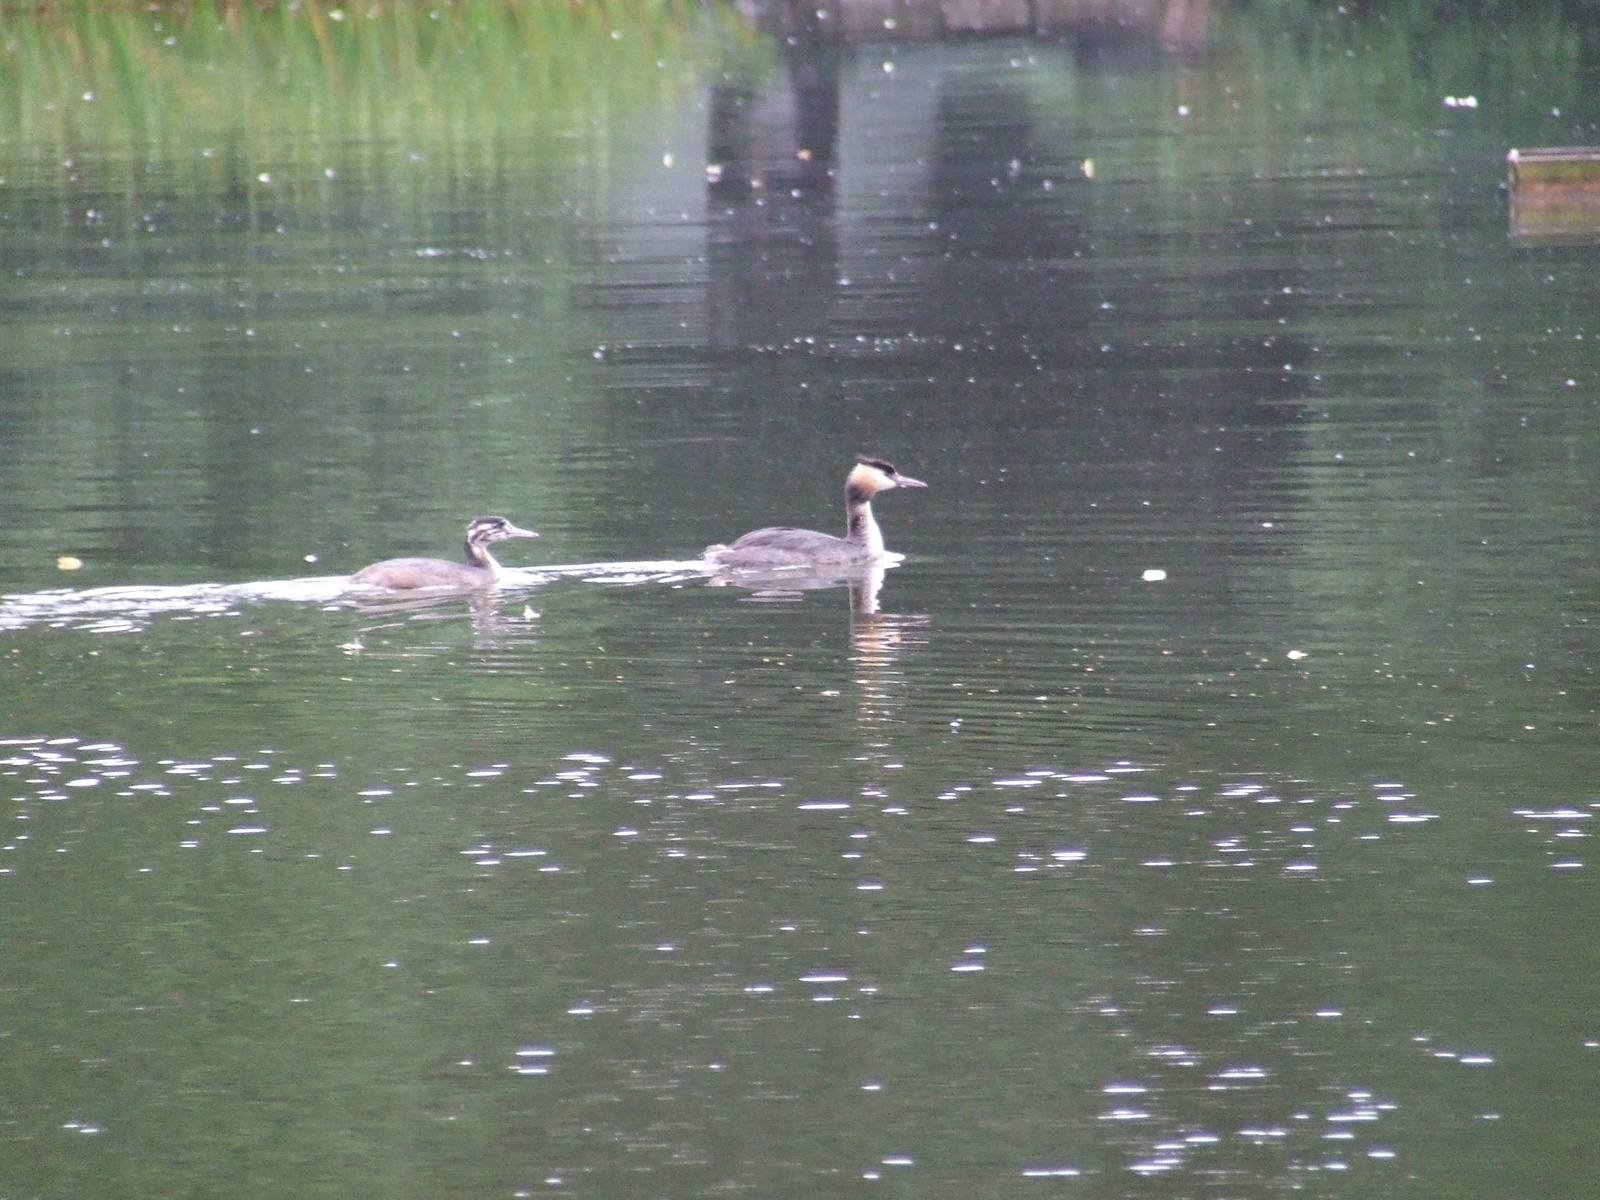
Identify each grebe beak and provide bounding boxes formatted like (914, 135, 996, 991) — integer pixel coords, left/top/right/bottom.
(891, 473, 927, 488)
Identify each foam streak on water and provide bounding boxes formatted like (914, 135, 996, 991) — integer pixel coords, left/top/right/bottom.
(0, 561, 712, 633)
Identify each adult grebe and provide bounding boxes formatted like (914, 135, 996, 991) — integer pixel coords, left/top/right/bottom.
(352, 515, 538, 590)
(705, 457, 926, 569)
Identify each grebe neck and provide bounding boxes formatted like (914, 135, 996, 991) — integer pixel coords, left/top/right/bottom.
(464, 536, 501, 578)
(846, 495, 884, 556)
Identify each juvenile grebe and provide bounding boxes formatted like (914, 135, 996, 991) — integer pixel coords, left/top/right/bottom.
(705, 457, 926, 569)
(352, 515, 538, 590)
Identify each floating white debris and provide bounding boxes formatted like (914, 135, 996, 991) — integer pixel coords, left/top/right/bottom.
(1514, 809, 1590, 820)
(1131, 1158, 1179, 1175)
(1142, 568, 1167, 582)
(1287, 649, 1307, 661)
(1216, 1066, 1267, 1081)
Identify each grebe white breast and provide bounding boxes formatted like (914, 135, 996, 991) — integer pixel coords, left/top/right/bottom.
(352, 515, 538, 590)
(705, 457, 926, 569)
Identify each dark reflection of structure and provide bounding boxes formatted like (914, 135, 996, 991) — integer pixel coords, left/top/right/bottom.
(706, 21, 841, 352)
(912, 56, 1322, 603)
(751, 0, 1212, 53)
(708, 20, 838, 197)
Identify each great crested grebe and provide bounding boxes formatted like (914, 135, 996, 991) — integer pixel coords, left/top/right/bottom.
(705, 456, 926, 569)
(352, 515, 538, 590)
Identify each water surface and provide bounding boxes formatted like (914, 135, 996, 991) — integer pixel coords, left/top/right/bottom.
(2, 3, 1599, 1196)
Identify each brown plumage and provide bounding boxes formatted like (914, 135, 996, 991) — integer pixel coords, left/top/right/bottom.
(352, 515, 538, 590)
(705, 457, 926, 569)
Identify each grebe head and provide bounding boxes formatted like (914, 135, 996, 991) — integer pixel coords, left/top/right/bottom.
(849, 457, 927, 497)
(466, 515, 539, 547)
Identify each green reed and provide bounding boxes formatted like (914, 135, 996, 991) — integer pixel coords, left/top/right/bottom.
(0, 0, 754, 194)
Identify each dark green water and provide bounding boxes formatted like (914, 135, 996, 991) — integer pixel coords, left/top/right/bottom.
(3, 3, 1599, 1197)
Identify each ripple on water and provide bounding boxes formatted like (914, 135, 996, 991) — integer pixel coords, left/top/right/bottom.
(0, 562, 710, 633)
(0, 731, 1479, 1183)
